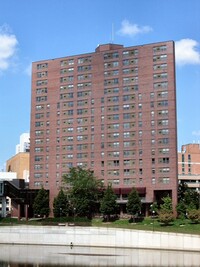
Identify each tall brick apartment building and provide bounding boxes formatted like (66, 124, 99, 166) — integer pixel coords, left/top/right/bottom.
(30, 41, 178, 215)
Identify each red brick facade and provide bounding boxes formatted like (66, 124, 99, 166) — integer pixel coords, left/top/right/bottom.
(178, 144, 200, 191)
(30, 42, 178, 215)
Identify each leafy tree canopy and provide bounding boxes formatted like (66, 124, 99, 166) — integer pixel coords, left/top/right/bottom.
(160, 195, 173, 213)
(100, 185, 119, 220)
(126, 188, 141, 217)
(184, 190, 199, 210)
(33, 187, 50, 217)
(150, 202, 158, 213)
(177, 181, 188, 202)
(159, 196, 174, 225)
(176, 200, 187, 217)
(63, 167, 103, 218)
(53, 189, 69, 218)
(177, 181, 199, 210)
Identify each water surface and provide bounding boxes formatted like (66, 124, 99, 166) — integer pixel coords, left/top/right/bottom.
(0, 244, 199, 266)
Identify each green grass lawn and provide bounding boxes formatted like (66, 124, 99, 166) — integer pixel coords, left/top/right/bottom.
(92, 217, 200, 235)
(0, 217, 200, 235)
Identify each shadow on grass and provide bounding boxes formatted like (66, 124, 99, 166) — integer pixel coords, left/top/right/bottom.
(159, 222, 174, 227)
(102, 215, 119, 223)
(129, 217, 144, 223)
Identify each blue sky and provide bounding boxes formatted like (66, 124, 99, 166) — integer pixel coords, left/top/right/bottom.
(0, 0, 200, 170)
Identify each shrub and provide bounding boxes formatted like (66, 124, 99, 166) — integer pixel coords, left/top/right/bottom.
(159, 211, 174, 226)
(187, 209, 200, 224)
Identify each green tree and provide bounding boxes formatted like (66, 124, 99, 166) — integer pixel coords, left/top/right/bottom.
(184, 189, 199, 209)
(176, 200, 187, 218)
(177, 181, 188, 202)
(53, 189, 69, 218)
(158, 196, 174, 225)
(63, 167, 103, 219)
(150, 202, 158, 214)
(177, 181, 199, 211)
(33, 187, 50, 217)
(100, 185, 119, 221)
(176, 182, 200, 220)
(160, 195, 173, 212)
(126, 188, 141, 218)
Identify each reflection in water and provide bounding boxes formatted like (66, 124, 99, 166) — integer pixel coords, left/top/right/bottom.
(0, 244, 199, 267)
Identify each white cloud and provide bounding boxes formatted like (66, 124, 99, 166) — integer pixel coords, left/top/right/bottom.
(118, 20, 153, 37)
(175, 39, 200, 66)
(192, 130, 200, 136)
(0, 24, 18, 72)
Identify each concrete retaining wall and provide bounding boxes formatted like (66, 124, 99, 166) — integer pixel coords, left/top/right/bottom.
(0, 225, 199, 251)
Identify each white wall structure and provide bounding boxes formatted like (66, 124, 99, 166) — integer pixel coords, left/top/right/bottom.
(15, 133, 30, 154)
(0, 172, 17, 181)
(0, 226, 199, 252)
(0, 171, 17, 217)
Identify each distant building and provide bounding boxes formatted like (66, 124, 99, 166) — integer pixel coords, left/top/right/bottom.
(178, 144, 200, 192)
(16, 133, 30, 154)
(6, 132, 30, 182)
(30, 42, 178, 215)
(6, 152, 29, 182)
(0, 133, 30, 218)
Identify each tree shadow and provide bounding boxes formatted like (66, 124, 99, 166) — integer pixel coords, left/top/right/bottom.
(102, 214, 119, 222)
